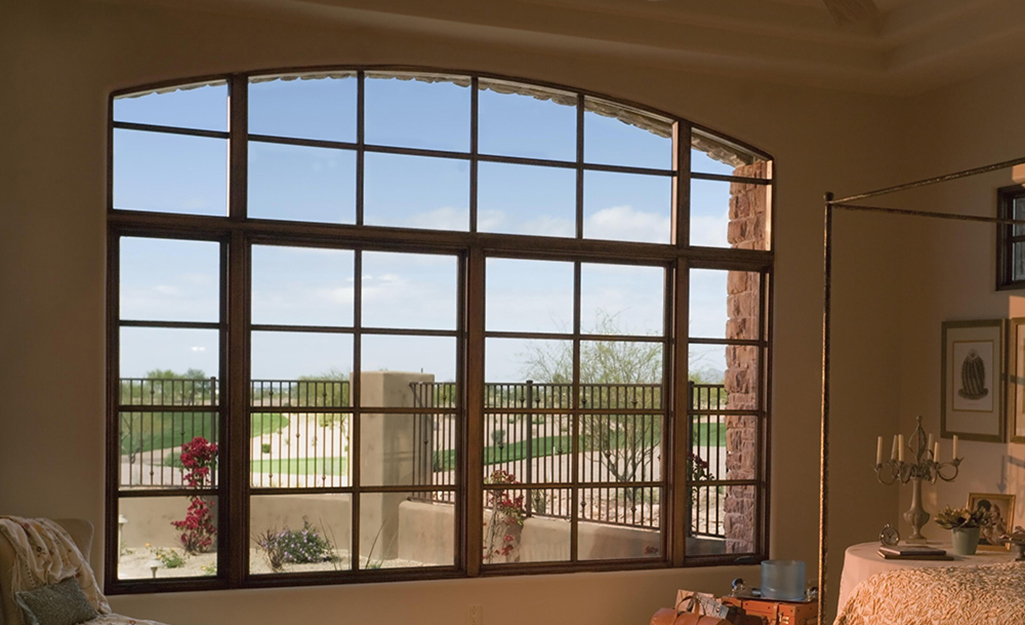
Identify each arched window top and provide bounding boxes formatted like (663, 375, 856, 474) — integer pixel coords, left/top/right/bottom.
(112, 68, 771, 249)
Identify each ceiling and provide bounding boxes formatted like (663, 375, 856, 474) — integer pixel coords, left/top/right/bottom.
(117, 0, 1025, 95)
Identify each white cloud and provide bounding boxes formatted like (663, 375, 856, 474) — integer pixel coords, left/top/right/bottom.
(690, 214, 729, 247)
(478, 209, 506, 231)
(585, 205, 670, 243)
(190, 346, 206, 352)
(408, 206, 469, 230)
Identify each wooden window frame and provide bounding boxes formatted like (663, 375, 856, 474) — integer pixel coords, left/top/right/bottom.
(997, 185, 1025, 290)
(105, 66, 775, 594)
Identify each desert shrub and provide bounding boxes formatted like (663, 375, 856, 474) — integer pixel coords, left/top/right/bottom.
(256, 518, 333, 571)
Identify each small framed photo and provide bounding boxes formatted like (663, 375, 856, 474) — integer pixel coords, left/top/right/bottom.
(967, 492, 1016, 550)
(1008, 318, 1025, 443)
(941, 320, 1005, 443)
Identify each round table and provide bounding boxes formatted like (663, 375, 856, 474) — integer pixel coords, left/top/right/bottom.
(836, 541, 1016, 611)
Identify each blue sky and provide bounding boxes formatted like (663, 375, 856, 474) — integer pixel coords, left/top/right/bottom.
(114, 76, 762, 382)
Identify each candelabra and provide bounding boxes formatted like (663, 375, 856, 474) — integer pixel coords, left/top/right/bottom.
(875, 415, 962, 543)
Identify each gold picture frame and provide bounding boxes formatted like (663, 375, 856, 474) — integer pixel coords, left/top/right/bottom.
(1008, 318, 1025, 443)
(941, 319, 1005, 443)
(967, 492, 1016, 550)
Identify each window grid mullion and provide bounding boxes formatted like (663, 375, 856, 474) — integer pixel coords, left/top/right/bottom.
(107, 68, 773, 591)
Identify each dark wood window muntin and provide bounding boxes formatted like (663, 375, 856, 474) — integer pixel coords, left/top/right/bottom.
(479, 254, 671, 567)
(246, 241, 466, 575)
(997, 185, 1025, 290)
(106, 66, 775, 593)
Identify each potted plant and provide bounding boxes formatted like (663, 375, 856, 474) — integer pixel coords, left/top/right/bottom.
(934, 505, 993, 555)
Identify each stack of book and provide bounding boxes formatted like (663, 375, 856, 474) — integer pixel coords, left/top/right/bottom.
(877, 545, 953, 560)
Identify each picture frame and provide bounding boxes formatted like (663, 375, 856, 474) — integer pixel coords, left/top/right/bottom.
(941, 319, 1005, 443)
(967, 492, 1016, 550)
(1008, 318, 1025, 443)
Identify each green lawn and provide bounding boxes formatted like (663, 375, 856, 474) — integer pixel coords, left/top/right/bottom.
(121, 412, 289, 455)
(250, 456, 347, 476)
(691, 421, 726, 446)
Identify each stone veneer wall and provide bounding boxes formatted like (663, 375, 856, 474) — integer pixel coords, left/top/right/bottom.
(724, 160, 769, 553)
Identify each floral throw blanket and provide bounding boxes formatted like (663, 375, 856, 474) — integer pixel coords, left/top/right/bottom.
(834, 561, 1025, 625)
(0, 516, 166, 625)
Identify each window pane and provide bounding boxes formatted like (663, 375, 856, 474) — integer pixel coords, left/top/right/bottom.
(478, 163, 575, 237)
(250, 412, 350, 489)
(250, 494, 350, 574)
(119, 411, 218, 489)
(486, 338, 573, 386)
(360, 413, 455, 487)
(251, 331, 352, 380)
(691, 130, 770, 179)
(113, 130, 227, 216)
(692, 484, 757, 555)
(690, 269, 760, 340)
(361, 252, 457, 330)
(120, 238, 220, 323)
(482, 486, 570, 564)
(360, 491, 455, 568)
(478, 80, 576, 161)
(579, 341, 663, 388)
(691, 148, 735, 176)
(365, 74, 470, 152)
(583, 98, 672, 170)
(249, 75, 357, 142)
(578, 487, 661, 559)
(252, 246, 354, 327)
(120, 327, 218, 379)
(360, 337, 457, 394)
(584, 171, 672, 244)
(579, 415, 662, 482)
(691, 178, 770, 249)
(580, 264, 664, 336)
(248, 143, 356, 223)
(1015, 242, 1025, 281)
(114, 83, 227, 131)
(688, 343, 761, 411)
(485, 259, 573, 333)
(118, 496, 219, 579)
(364, 153, 469, 230)
(251, 378, 350, 409)
(483, 412, 571, 485)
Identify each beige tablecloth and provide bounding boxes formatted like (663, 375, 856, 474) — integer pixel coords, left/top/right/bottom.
(836, 542, 1015, 621)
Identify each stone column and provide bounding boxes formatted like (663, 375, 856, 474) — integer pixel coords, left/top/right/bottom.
(724, 160, 768, 553)
(359, 371, 434, 561)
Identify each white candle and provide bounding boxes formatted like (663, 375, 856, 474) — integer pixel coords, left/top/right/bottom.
(927, 433, 934, 451)
(898, 435, 905, 462)
(891, 435, 898, 461)
(876, 436, 883, 465)
(953, 435, 959, 459)
(933, 442, 940, 462)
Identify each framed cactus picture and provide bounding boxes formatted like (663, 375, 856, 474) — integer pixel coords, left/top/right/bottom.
(941, 319, 1005, 443)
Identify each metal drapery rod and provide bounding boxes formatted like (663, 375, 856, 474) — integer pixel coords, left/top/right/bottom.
(830, 155, 1025, 205)
(819, 156, 1025, 622)
(830, 202, 1025, 226)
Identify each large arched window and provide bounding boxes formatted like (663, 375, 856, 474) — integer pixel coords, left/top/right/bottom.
(107, 68, 773, 592)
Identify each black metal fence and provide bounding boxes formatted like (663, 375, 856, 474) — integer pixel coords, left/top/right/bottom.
(409, 380, 722, 534)
(118, 376, 726, 537)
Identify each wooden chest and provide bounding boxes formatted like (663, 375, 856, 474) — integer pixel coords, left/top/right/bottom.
(720, 597, 818, 625)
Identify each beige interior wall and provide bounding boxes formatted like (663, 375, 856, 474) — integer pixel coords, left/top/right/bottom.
(0, 0, 908, 623)
(890, 64, 1025, 549)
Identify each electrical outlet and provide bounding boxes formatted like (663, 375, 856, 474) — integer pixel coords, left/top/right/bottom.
(468, 604, 483, 625)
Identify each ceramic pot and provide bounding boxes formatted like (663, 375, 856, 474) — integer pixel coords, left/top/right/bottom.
(951, 526, 981, 556)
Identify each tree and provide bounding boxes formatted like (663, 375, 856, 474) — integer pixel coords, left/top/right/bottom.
(520, 312, 662, 498)
(520, 311, 720, 513)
